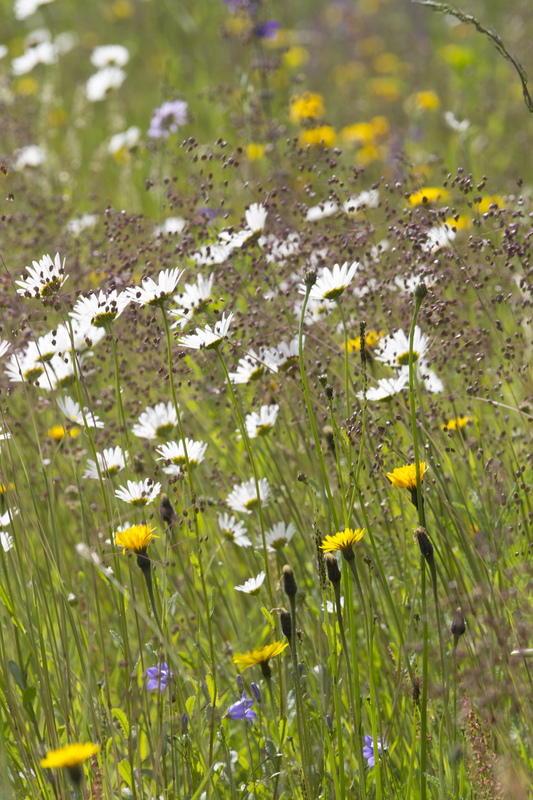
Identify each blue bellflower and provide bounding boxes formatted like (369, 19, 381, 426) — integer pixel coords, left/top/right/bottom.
(146, 660, 172, 691)
(362, 735, 387, 767)
(226, 691, 257, 725)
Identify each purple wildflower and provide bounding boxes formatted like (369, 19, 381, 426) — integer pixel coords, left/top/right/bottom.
(147, 100, 188, 139)
(146, 660, 172, 691)
(250, 682, 261, 703)
(362, 735, 387, 767)
(226, 691, 257, 725)
(181, 712, 188, 734)
(254, 21, 280, 39)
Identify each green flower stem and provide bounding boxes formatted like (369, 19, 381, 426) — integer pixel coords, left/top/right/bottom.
(405, 698, 419, 800)
(367, 565, 382, 800)
(336, 298, 352, 424)
(355, 323, 368, 489)
(287, 596, 312, 799)
(140, 559, 162, 632)
(106, 326, 133, 463)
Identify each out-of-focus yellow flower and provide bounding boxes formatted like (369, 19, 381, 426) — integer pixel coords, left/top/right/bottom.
(370, 77, 401, 102)
(409, 187, 449, 206)
(346, 329, 384, 353)
(334, 61, 366, 86)
(225, 11, 252, 37)
(357, 145, 383, 164)
(48, 109, 66, 127)
(371, 116, 389, 136)
(14, 77, 37, 96)
(407, 91, 440, 112)
(445, 215, 470, 230)
(299, 126, 335, 147)
(90, 269, 106, 286)
(477, 196, 503, 214)
(290, 92, 324, 123)
(341, 122, 374, 146)
(361, 35, 384, 56)
(439, 44, 474, 68)
(246, 143, 266, 161)
(0, 483, 14, 495)
(47, 425, 81, 441)
(373, 52, 399, 74)
(41, 742, 99, 770)
(442, 415, 472, 432)
(104, 0, 133, 20)
(283, 46, 309, 69)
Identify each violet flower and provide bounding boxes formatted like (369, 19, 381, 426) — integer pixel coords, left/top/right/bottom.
(226, 691, 257, 725)
(254, 21, 280, 39)
(148, 100, 188, 139)
(146, 660, 172, 691)
(362, 735, 387, 767)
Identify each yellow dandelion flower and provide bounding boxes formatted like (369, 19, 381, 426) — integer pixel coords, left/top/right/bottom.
(409, 187, 449, 206)
(477, 195, 503, 214)
(114, 524, 158, 555)
(47, 425, 81, 441)
(289, 91, 324, 123)
(346, 329, 383, 353)
(233, 640, 288, 671)
(246, 143, 266, 161)
(41, 742, 99, 770)
(442, 416, 472, 432)
(320, 527, 365, 554)
(299, 126, 336, 147)
(0, 482, 14, 495)
(386, 462, 427, 492)
(414, 90, 440, 111)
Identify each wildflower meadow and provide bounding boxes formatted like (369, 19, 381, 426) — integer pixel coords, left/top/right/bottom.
(2, 0, 533, 797)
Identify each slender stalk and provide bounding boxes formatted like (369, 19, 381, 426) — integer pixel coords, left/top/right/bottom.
(287, 597, 312, 799)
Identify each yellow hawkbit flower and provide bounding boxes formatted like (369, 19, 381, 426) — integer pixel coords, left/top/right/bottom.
(47, 425, 81, 441)
(386, 462, 426, 492)
(442, 416, 472, 432)
(41, 742, 99, 783)
(346, 329, 384, 353)
(299, 126, 336, 147)
(320, 527, 365, 554)
(409, 187, 449, 206)
(289, 91, 324, 123)
(233, 640, 288, 672)
(114, 524, 158, 555)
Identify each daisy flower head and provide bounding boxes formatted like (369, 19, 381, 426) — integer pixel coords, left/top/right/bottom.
(270, 336, 301, 372)
(115, 479, 161, 507)
(34, 353, 84, 392)
(218, 512, 252, 547)
(132, 401, 178, 440)
(41, 742, 100, 784)
(156, 438, 208, 471)
(300, 261, 359, 301)
(342, 189, 380, 215)
(233, 640, 288, 676)
(179, 312, 233, 351)
(83, 446, 127, 480)
(245, 203, 268, 234)
(0, 340, 10, 359)
(227, 477, 270, 514)
(190, 242, 233, 266)
(376, 326, 429, 368)
(86, 66, 126, 102)
(320, 527, 365, 560)
(127, 268, 183, 307)
(386, 462, 427, 508)
(358, 373, 409, 402)
(234, 571, 266, 595)
(262, 521, 296, 552)
(90, 44, 129, 68)
(114, 523, 158, 555)
(402, 362, 443, 394)
(5, 350, 44, 384)
(172, 272, 214, 318)
(306, 200, 338, 222)
(229, 349, 278, 384)
(71, 289, 130, 328)
(422, 222, 456, 254)
(245, 405, 279, 438)
(0, 531, 14, 552)
(16, 253, 68, 298)
(57, 396, 104, 428)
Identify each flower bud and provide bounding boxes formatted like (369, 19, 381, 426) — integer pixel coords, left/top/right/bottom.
(451, 607, 466, 648)
(236, 674, 244, 693)
(250, 682, 261, 704)
(282, 565, 298, 597)
(414, 527, 433, 561)
(160, 493, 177, 527)
(280, 608, 292, 640)
(181, 712, 189, 734)
(414, 282, 428, 301)
(325, 553, 341, 584)
(304, 269, 317, 288)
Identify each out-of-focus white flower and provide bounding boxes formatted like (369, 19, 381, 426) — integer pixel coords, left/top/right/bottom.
(323, 596, 345, 613)
(126, 268, 183, 307)
(75, 542, 114, 577)
(422, 223, 456, 254)
(261, 521, 296, 552)
(218, 512, 252, 547)
(444, 111, 469, 133)
(11, 41, 57, 74)
(83, 446, 127, 480)
(12, 145, 46, 170)
(342, 189, 379, 214)
(53, 31, 77, 55)
(35, 353, 89, 392)
(90, 45, 129, 68)
(108, 126, 140, 156)
(14, 0, 54, 19)
(57, 396, 104, 428)
(0, 532, 13, 552)
(306, 200, 338, 221)
(376, 326, 429, 369)
(234, 571, 265, 595)
(179, 312, 233, 350)
(66, 214, 99, 236)
(16, 253, 68, 298)
(294, 296, 335, 324)
(357, 374, 409, 402)
(154, 217, 186, 237)
(301, 262, 360, 301)
(259, 232, 300, 265)
(156, 438, 207, 469)
(0, 427, 11, 442)
(5, 351, 44, 383)
(393, 274, 434, 295)
(0, 509, 18, 526)
(400, 364, 443, 394)
(245, 203, 267, 233)
(71, 289, 130, 328)
(245, 405, 279, 438)
(218, 229, 253, 250)
(115, 479, 161, 507)
(228, 349, 278, 384)
(0, 341, 10, 359)
(173, 273, 213, 316)
(268, 337, 301, 371)
(0, 45, 7, 60)
(86, 66, 126, 102)
(132, 401, 178, 440)
(226, 477, 270, 514)
(190, 243, 233, 266)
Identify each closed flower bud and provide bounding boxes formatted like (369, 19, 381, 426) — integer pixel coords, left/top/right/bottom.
(304, 269, 317, 288)
(282, 565, 298, 597)
(280, 608, 292, 640)
(236, 674, 244, 693)
(250, 682, 261, 703)
(325, 553, 342, 584)
(414, 527, 434, 561)
(451, 607, 466, 647)
(414, 282, 428, 300)
(160, 493, 177, 527)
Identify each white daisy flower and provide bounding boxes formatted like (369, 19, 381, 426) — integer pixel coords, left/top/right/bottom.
(269, 336, 301, 372)
(0, 532, 13, 552)
(12, 144, 46, 170)
(261, 521, 296, 552)
(108, 127, 140, 157)
(306, 200, 338, 222)
(0, 509, 18, 526)
(64, 318, 106, 352)
(234, 571, 266, 595)
(16, 253, 68, 298)
(71, 289, 130, 328)
(127, 267, 183, 307)
(444, 111, 469, 133)
(300, 262, 360, 301)
(245, 203, 268, 233)
(115, 479, 161, 507)
(293, 295, 336, 323)
(0, 427, 11, 441)
(35, 353, 89, 392)
(357, 373, 409, 402)
(422, 223, 456, 254)
(173, 273, 214, 315)
(376, 326, 429, 369)
(86, 67, 127, 102)
(342, 189, 380, 214)
(259, 232, 300, 265)
(179, 312, 233, 351)
(154, 217, 186, 237)
(190, 243, 233, 266)
(400, 364, 443, 394)
(5, 350, 45, 383)
(14, 0, 55, 20)
(323, 596, 345, 613)
(83, 446, 127, 480)
(218, 229, 254, 249)
(0, 340, 10, 359)
(218, 512, 252, 547)
(90, 45, 129, 69)
(57, 396, 104, 428)
(156, 438, 207, 469)
(245, 405, 279, 438)
(393, 274, 434, 295)
(226, 477, 270, 514)
(11, 41, 57, 75)
(66, 214, 99, 236)
(132, 401, 178, 440)
(228, 348, 278, 384)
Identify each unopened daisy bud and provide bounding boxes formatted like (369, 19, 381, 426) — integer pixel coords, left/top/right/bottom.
(304, 269, 317, 288)
(236, 674, 244, 693)
(414, 282, 428, 301)
(282, 565, 298, 597)
(318, 373, 328, 387)
(325, 553, 341, 584)
(250, 682, 261, 704)
(451, 607, 466, 648)
(160, 493, 177, 528)
(414, 526, 434, 562)
(280, 608, 292, 640)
